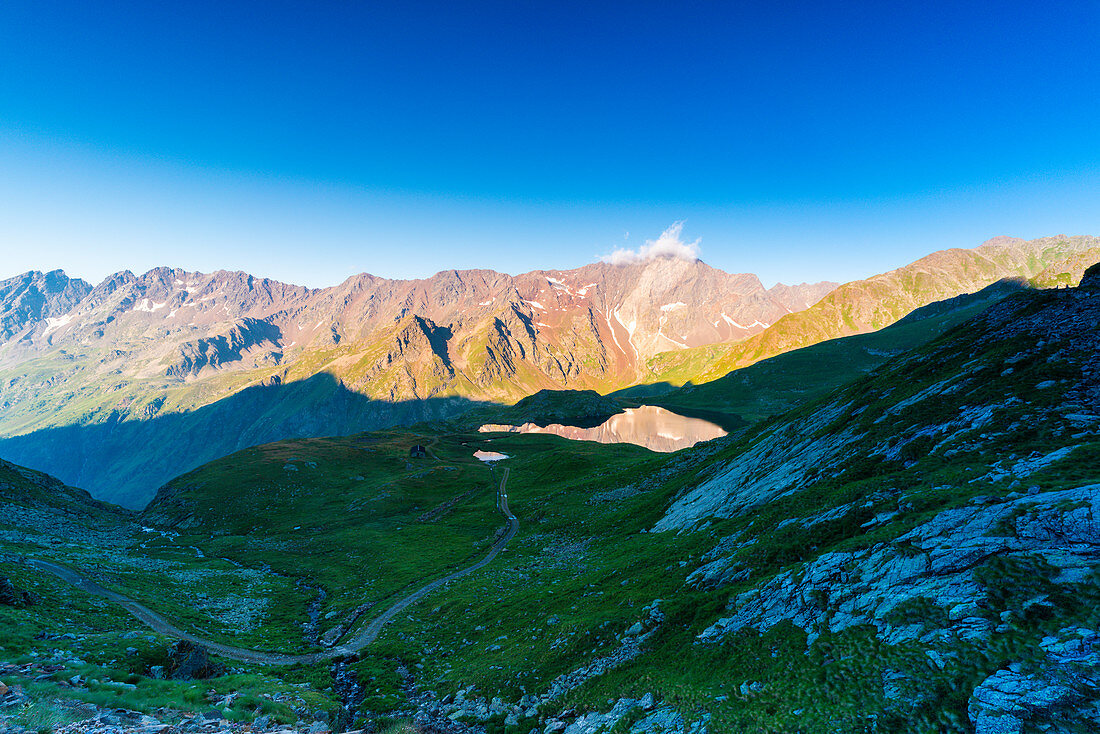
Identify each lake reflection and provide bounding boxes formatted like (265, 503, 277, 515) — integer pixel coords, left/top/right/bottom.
(479, 405, 726, 452)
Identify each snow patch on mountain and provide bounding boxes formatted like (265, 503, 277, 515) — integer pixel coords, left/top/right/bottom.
(134, 298, 167, 313)
(612, 308, 639, 358)
(719, 313, 769, 330)
(42, 313, 73, 337)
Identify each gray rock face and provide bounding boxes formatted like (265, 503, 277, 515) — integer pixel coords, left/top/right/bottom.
(698, 485, 1100, 645)
(0, 269, 92, 341)
(653, 400, 858, 532)
(541, 629, 656, 702)
(562, 697, 639, 734)
(629, 706, 687, 733)
(556, 697, 706, 734)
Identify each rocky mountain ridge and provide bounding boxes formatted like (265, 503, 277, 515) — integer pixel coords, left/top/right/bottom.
(1, 234, 1096, 509)
(0, 256, 835, 422)
(0, 257, 830, 506)
(0, 270, 93, 343)
(672, 234, 1100, 383)
(0, 259, 830, 376)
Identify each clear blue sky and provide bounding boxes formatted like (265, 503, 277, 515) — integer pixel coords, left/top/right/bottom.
(1, 1, 1098, 288)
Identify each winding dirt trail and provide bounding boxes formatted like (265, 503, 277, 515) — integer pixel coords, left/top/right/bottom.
(29, 466, 516, 666)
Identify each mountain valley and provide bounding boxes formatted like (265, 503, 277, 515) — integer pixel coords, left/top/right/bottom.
(2, 235, 1097, 509)
(2, 254, 1099, 734)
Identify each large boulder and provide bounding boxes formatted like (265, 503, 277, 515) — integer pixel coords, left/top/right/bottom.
(165, 640, 224, 680)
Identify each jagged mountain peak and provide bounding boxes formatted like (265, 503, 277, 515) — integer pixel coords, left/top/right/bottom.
(0, 269, 94, 342)
(979, 234, 1028, 248)
(0, 268, 91, 293)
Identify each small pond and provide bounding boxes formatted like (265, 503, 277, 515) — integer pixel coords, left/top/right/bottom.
(479, 405, 726, 453)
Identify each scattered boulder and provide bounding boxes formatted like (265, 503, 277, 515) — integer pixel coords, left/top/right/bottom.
(0, 577, 17, 606)
(629, 706, 685, 733)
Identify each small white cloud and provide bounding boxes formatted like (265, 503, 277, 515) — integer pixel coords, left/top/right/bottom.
(601, 221, 700, 265)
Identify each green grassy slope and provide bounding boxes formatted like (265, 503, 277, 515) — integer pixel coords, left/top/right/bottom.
(647, 279, 1025, 424)
(143, 431, 511, 623)
(0, 458, 342, 727)
(0, 458, 128, 518)
(1029, 245, 1100, 288)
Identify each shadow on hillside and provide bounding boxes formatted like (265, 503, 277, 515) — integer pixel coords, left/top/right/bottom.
(0, 373, 491, 510)
(616, 278, 1038, 432)
(606, 381, 679, 399)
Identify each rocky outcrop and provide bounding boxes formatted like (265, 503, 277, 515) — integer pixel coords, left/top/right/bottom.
(968, 628, 1100, 733)
(697, 485, 1099, 646)
(407, 603, 668, 731)
(166, 318, 283, 379)
(547, 696, 708, 734)
(653, 399, 858, 532)
(0, 576, 35, 607)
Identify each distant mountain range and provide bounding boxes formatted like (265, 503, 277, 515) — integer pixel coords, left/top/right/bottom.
(0, 233, 1097, 508)
(0, 256, 831, 506)
(0, 257, 832, 393)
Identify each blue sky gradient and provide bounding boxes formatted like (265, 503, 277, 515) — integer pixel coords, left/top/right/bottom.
(1, 1, 1098, 287)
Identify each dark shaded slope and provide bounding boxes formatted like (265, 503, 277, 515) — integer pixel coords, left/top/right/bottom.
(0, 457, 129, 518)
(0, 374, 486, 509)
